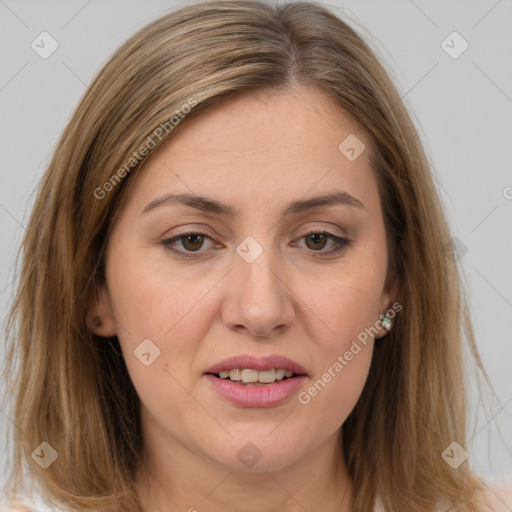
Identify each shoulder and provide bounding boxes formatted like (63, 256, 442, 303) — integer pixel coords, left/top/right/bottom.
(480, 475, 512, 512)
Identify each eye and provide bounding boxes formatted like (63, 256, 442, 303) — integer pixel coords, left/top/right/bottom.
(161, 230, 353, 258)
(294, 230, 353, 256)
(162, 231, 216, 258)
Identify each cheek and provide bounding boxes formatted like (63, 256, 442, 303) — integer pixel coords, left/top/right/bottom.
(298, 301, 375, 432)
(104, 247, 234, 413)
(104, 252, 217, 428)
(294, 262, 383, 419)
(106, 242, 217, 341)
(305, 353, 373, 418)
(303, 264, 385, 351)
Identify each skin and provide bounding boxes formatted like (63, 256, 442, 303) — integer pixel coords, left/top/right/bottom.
(89, 84, 396, 512)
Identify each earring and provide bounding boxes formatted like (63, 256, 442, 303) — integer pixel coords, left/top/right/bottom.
(380, 313, 392, 332)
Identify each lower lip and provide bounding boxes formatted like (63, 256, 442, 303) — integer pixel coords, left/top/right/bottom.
(204, 374, 307, 408)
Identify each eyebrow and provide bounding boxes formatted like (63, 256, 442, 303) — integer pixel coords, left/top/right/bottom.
(140, 190, 366, 217)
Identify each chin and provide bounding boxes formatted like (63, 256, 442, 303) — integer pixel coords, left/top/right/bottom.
(208, 435, 307, 473)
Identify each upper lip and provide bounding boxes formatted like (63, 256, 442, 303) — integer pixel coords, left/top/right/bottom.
(205, 354, 308, 376)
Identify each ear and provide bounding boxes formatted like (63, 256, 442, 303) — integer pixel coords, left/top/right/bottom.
(375, 269, 402, 340)
(86, 283, 117, 337)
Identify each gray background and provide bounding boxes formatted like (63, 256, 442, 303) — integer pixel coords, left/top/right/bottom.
(1, 0, 511, 496)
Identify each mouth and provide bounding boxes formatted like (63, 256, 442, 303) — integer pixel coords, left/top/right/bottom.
(204, 355, 308, 407)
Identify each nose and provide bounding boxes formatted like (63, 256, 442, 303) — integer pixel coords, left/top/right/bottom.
(221, 241, 295, 338)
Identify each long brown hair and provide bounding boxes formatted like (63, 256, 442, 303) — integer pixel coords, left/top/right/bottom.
(3, 1, 492, 510)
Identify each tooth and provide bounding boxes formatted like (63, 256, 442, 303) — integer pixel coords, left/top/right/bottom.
(229, 369, 242, 381)
(241, 369, 259, 383)
(258, 369, 276, 383)
(221, 368, 296, 383)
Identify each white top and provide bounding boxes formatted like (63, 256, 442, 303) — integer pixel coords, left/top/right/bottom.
(1, 476, 511, 511)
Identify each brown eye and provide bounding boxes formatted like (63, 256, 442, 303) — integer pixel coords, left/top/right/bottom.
(181, 234, 205, 251)
(162, 231, 215, 258)
(162, 230, 353, 259)
(304, 233, 329, 251)
(296, 231, 353, 256)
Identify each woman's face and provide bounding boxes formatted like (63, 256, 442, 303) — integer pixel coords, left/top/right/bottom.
(94, 84, 392, 474)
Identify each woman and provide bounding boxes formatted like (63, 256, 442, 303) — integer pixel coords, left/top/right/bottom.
(2, 1, 510, 511)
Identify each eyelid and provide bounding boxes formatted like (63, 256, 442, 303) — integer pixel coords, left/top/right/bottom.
(163, 224, 217, 237)
(297, 224, 347, 238)
(164, 223, 347, 240)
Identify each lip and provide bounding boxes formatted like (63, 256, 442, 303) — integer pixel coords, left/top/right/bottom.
(204, 374, 308, 407)
(204, 354, 308, 375)
(204, 354, 308, 408)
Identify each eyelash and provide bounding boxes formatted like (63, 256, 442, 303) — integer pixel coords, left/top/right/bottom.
(161, 230, 353, 259)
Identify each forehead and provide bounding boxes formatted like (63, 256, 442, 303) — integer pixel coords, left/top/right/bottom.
(125, 85, 379, 217)
(166, 85, 370, 158)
